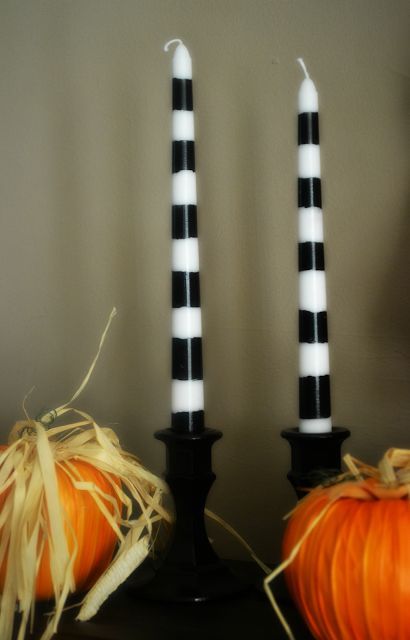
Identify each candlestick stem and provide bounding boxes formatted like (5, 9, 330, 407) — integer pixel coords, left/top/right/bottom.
(130, 428, 248, 601)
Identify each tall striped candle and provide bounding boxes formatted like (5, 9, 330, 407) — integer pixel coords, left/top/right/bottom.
(165, 39, 204, 434)
(297, 59, 332, 434)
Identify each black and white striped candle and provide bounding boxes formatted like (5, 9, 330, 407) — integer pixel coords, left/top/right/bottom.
(165, 39, 204, 433)
(297, 59, 332, 434)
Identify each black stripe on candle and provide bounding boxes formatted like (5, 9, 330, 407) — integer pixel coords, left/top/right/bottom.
(299, 311, 328, 343)
(172, 410, 205, 432)
(172, 78, 193, 111)
(298, 242, 325, 271)
(172, 205, 198, 239)
(299, 375, 331, 419)
(172, 140, 195, 173)
(172, 271, 200, 308)
(298, 178, 322, 208)
(298, 112, 319, 145)
(172, 338, 203, 380)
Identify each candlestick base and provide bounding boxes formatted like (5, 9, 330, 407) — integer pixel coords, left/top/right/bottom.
(130, 427, 249, 602)
(281, 427, 351, 499)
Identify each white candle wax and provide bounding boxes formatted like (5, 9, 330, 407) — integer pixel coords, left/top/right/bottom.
(298, 80, 318, 113)
(297, 59, 332, 434)
(166, 39, 204, 433)
(172, 307, 202, 339)
(167, 39, 192, 79)
(172, 379, 204, 413)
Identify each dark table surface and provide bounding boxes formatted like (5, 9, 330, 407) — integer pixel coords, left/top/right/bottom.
(28, 562, 314, 640)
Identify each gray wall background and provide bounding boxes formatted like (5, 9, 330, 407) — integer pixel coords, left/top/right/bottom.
(0, 0, 409, 562)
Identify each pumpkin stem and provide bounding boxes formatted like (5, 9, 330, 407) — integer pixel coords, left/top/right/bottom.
(341, 449, 410, 491)
(8, 420, 37, 443)
(37, 409, 58, 427)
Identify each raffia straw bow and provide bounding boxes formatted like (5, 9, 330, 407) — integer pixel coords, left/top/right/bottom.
(263, 448, 410, 640)
(0, 308, 170, 640)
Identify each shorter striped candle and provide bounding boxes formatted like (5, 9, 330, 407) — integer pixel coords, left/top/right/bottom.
(297, 59, 332, 434)
(165, 39, 204, 434)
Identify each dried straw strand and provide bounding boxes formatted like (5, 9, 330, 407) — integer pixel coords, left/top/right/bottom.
(264, 448, 410, 639)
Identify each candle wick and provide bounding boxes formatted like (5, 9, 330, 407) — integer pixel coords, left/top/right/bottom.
(164, 38, 183, 52)
(297, 58, 310, 79)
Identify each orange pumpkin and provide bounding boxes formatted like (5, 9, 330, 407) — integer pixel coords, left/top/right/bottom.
(282, 472, 410, 640)
(0, 311, 168, 640)
(36, 460, 121, 600)
(0, 454, 121, 601)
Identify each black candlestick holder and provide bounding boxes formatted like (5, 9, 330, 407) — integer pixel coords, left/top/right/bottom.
(281, 427, 351, 499)
(133, 427, 249, 602)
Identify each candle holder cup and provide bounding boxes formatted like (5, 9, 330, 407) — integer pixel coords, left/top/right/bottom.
(130, 426, 249, 602)
(281, 427, 351, 499)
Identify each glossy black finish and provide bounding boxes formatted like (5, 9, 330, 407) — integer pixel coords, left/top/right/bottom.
(172, 337, 203, 380)
(298, 112, 319, 145)
(172, 271, 201, 308)
(299, 375, 331, 419)
(299, 310, 328, 343)
(298, 241, 325, 271)
(172, 204, 198, 239)
(172, 78, 193, 110)
(298, 177, 322, 208)
(171, 409, 205, 432)
(172, 140, 195, 172)
(281, 427, 351, 499)
(131, 428, 247, 601)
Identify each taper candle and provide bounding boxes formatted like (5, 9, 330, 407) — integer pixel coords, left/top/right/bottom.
(297, 59, 332, 434)
(165, 39, 204, 433)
